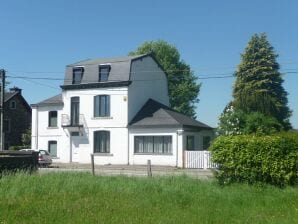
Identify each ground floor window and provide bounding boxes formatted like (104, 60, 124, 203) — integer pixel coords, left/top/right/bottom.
(186, 136, 195, 150)
(94, 131, 110, 153)
(48, 141, 57, 157)
(203, 136, 211, 150)
(134, 136, 172, 154)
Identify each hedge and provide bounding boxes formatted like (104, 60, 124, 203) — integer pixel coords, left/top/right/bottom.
(209, 132, 298, 186)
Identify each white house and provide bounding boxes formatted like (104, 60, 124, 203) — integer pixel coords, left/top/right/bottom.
(31, 54, 214, 168)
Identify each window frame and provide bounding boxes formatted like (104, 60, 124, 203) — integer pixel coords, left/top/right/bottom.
(48, 140, 57, 157)
(98, 65, 111, 82)
(134, 135, 172, 155)
(94, 131, 110, 154)
(10, 101, 16, 109)
(94, 95, 110, 117)
(72, 67, 84, 84)
(48, 111, 58, 127)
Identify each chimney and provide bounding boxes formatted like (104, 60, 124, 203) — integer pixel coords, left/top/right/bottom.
(9, 86, 22, 95)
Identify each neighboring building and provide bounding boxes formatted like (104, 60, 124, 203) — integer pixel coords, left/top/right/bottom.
(4, 87, 32, 149)
(31, 54, 214, 167)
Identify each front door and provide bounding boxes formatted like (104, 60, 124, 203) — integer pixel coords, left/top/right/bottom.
(71, 134, 80, 162)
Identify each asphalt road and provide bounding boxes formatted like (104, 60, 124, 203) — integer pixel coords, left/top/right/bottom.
(39, 162, 215, 179)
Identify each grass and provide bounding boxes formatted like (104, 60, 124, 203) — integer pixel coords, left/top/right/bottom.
(0, 172, 297, 224)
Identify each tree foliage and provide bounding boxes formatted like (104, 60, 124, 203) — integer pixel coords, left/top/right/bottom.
(233, 33, 291, 129)
(129, 40, 200, 118)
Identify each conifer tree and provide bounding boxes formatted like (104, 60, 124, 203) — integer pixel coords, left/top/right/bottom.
(233, 33, 291, 129)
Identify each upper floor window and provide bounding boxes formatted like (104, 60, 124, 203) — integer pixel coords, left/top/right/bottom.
(99, 65, 110, 82)
(72, 67, 84, 84)
(94, 131, 110, 153)
(48, 111, 58, 127)
(10, 101, 16, 109)
(94, 95, 110, 117)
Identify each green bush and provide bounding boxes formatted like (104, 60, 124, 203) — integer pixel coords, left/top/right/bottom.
(8, 145, 30, 151)
(209, 132, 298, 186)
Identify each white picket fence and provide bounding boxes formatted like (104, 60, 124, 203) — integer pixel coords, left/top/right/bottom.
(185, 150, 218, 169)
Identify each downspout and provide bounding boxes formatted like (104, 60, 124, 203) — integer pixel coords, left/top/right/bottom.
(127, 128, 130, 165)
(35, 106, 39, 149)
(176, 131, 178, 167)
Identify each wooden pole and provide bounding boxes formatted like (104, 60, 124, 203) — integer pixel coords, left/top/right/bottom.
(91, 154, 95, 176)
(147, 159, 152, 177)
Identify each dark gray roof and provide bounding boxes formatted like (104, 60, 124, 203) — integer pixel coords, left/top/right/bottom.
(4, 92, 18, 102)
(33, 94, 63, 107)
(129, 99, 212, 129)
(63, 54, 149, 86)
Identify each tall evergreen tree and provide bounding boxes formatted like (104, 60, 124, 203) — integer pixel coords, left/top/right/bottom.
(233, 33, 292, 129)
(129, 40, 200, 118)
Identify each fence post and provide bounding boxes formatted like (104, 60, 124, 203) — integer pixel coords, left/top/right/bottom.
(91, 154, 95, 176)
(147, 159, 152, 177)
(204, 151, 208, 169)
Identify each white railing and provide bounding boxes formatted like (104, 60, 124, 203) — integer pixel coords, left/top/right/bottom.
(61, 114, 85, 127)
(185, 150, 218, 169)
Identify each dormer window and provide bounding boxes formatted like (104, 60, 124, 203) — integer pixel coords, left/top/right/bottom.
(99, 65, 110, 82)
(72, 67, 84, 84)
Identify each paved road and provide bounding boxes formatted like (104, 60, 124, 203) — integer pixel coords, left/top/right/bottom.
(39, 162, 215, 179)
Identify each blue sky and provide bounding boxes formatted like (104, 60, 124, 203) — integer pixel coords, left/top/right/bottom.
(1, 0, 297, 128)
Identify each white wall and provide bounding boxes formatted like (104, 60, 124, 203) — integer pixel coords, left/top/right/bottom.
(128, 56, 169, 122)
(62, 87, 128, 128)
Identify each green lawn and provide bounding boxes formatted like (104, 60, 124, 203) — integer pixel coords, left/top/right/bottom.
(0, 172, 297, 224)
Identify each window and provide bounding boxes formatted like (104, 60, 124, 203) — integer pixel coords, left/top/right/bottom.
(48, 141, 57, 157)
(203, 136, 211, 150)
(99, 65, 110, 82)
(71, 97, 80, 125)
(48, 111, 57, 127)
(72, 67, 84, 84)
(186, 136, 195, 151)
(94, 95, 110, 117)
(4, 119, 10, 133)
(94, 131, 110, 153)
(10, 101, 16, 109)
(134, 136, 172, 154)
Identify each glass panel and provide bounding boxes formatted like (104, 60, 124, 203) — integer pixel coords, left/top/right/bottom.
(94, 131, 110, 153)
(154, 136, 163, 154)
(203, 136, 211, 150)
(71, 97, 80, 125)
(73, 68, 83, 84)
(48, 141, 57, 157)
(94, 95, 110, 117)
(99, 66, 109, 82)
(134, 136, 143, 153)
(49, 111, 57, 127)
(186, 136, 195, 151)
(143, 136, 153, 153)
(163, 136, 172, 154)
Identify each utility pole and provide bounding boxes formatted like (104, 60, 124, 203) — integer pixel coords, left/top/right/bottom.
(0, 69, 5, 151)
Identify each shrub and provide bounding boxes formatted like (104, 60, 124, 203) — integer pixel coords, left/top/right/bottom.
(209, 132, 298, 186)
(8, 145, 30, 151)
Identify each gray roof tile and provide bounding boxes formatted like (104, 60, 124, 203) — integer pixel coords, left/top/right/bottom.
(129, 99, 212, 129)
(34, 94, 63, 106)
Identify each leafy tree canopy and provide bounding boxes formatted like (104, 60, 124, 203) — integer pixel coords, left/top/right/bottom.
(129, 40, 200, 118)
